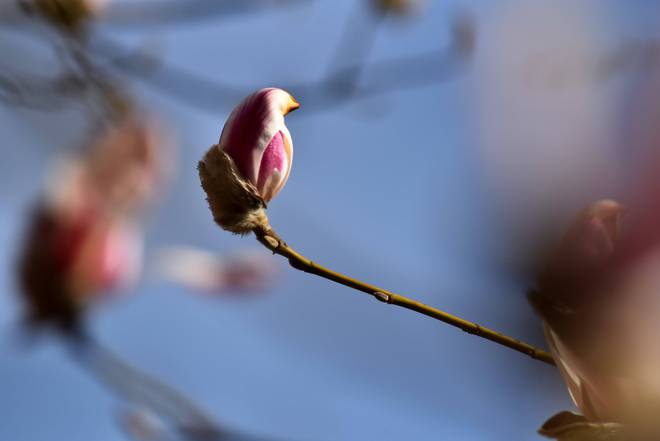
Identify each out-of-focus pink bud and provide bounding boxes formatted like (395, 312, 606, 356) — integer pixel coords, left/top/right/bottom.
(16, 114, 169, 332)
(371, 0, 423, 16)
(198, 88, 298, 234)
(22, 0, 110, 31)
(67, 217, 142, 299)
(155, 247, 278, 295)
(18, 204, 143, 331)
(531, 201, 626, 422)
(531, 198, 660, 434)
(81, 114, 172, 215)
(537, 200, 624, 288)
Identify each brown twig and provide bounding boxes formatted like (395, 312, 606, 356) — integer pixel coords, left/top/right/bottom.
(253, 225, 556, 366)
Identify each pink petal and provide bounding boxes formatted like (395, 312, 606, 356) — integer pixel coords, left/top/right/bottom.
(257, 130, 288, 201)
(221, 88, 280, 185)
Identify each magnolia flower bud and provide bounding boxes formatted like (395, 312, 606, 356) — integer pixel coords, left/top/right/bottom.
(198, 88, 298, 234)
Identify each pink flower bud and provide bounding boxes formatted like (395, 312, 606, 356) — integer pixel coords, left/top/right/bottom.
(219, 88, 298, 202)
(198, 88, 298, 234)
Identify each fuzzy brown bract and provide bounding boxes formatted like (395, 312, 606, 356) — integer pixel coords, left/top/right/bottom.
(198, 145, 269, 235)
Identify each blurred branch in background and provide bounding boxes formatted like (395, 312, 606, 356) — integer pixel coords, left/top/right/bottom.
(0, 0, 308, 27)
(70, 334, 279, 441)
(320, 1, 386, 96)
(0, 0, 312, 114)
(100, 0, 308, 28)
(0, 0, 476, 116)
(98, 38, 471, 115)
(94, 11, 474, 115)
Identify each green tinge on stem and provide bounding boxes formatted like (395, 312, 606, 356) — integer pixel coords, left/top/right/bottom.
(254, 226, 556, 367)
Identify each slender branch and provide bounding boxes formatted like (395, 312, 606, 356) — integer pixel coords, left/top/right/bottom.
(253, 226, 556, 366)
(67, 333, 279, 441)
(321, 1, 384, 95)
(90, 26, 471, 115)
(100, 0, 309, 28)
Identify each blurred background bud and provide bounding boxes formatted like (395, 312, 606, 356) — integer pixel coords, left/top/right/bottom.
(20, 0, 110, 31)
(17, 201, 142, 332)
(370, 0, 423, 17)
(155, 247, 279, 295)
(77, 113, 174, 215)
(15, 111, 172, 332)
(531, 191, 660, 432)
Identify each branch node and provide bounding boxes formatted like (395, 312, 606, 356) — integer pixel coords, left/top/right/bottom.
(262, 234, 280, 250)
(373, 291, 390, 303)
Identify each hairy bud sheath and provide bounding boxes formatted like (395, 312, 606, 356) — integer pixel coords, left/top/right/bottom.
(198, 88, 298, 234)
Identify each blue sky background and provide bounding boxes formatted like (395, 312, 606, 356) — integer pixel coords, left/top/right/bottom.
(2, 1, 660, 440)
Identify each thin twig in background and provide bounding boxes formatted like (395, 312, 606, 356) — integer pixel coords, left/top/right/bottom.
(321, 1, 385, 95)
(68, 333, 283, 441)
(92, 22, 473, 115)
(100, 0, 309, 28)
